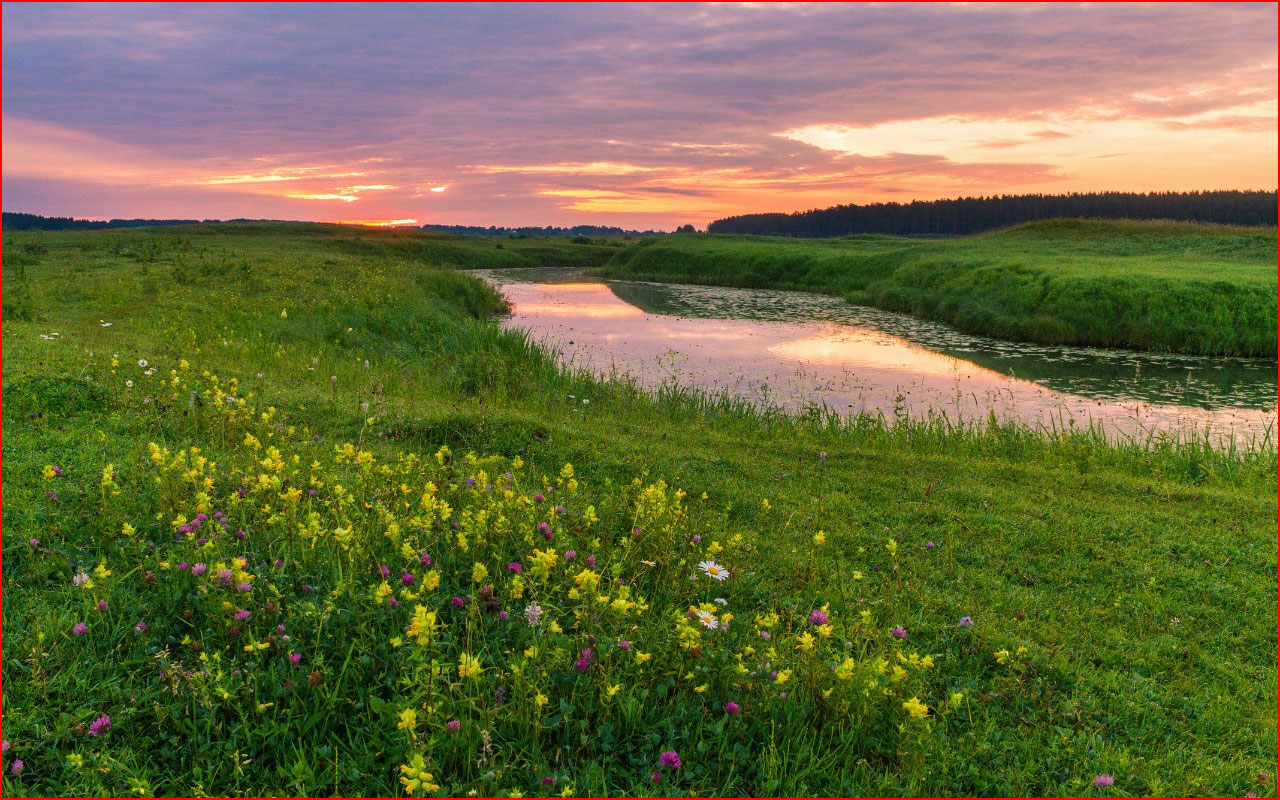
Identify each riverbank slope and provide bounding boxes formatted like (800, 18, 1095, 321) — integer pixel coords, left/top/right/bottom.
(600, 219, 1278, 356)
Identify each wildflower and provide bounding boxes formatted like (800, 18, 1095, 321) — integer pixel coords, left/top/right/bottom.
(398, 707, 418, 735)
(73, 570, 90, 587)
(97, 600, 109, 612)
(650, 772, 662, 785)
(564, 550, 577, 562)
(902, 697, 928, 718)
(617, 639, 631, 650)
(472, 562, 489, 583)
(808, 609, 829, 625)
(28, 539, 38, 548)
(995, 648, 1011, 664)
(658, 751, 682, 769)
(574, 649, 595, 673)
(289, 652, 303, 665)
(401, 572, 415, 586)
(233, 610, 251, 621)
(713, 597, 728, 606)
(725, 701, 740, 714)
(698, 560, 729, 581)
(524, 603, 543, 626)
(959, 616, 974, 628)
(419, 552, 431, 566)
(10, 760, 22, 775)
(134, 622, 148, 635)
(398, 753, 440, 795)
(1095, 775, 1115, 788)
(379, 564, 390, 579)
(446, 720, 461, 733)
(2, 741, 8, 755)
(138, 359, 148, 368)
(451, 596, 465, 609)
(191, 563, 207, 576)
(507, 561, 522, 574)
(72, 622, 88, 636)
(695, 609, 718, 630)
(458, 652, 483, 680)
(891, 626, 907, 639)
(794, 631, 816, 652)
(88, 715, 112, 737)
(926, 541, 936, 549)
(534, 493, 545, 503)
(813, 531, 826, 546)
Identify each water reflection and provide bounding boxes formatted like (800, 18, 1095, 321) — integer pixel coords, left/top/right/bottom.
(477, 268, 1277, 442)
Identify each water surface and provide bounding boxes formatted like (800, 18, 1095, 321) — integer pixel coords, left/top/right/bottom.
(478, 268, 1277, 443)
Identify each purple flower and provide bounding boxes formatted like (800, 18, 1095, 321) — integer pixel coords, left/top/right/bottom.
(1094, 775, 1114, 788)
(274, 558, 283, 568)
(658, 751, 681, 769)
(451, 596, 465, 609)
(537, 522, 550, 535)
(808, 609, 829, 625)
(234, 610, 251, 621)
(191, 563, 207, 577)
(446, 719, 461, 733)
(289, 652, 302, 664)
(401, 572, 415, 586)
(466, 477, 476, 487)
(959, 616, 974, 628)
(925, 541, 936, 549)
(72, 622, 88, 636)
(555, 505, 566, 516)
(134, 621, 148, 635)
(178, 561, 190, 571)
(277, 624, 286, 634)
(88, 715, 111, 737)
(235, 530, 246, 540)
(10, 760, 22, 775)
(499, 610, 509, 621)
(585, 555, 596, 568)
(52, 466, 63, 476)
(564, 550, 577, 562)
(574, 649, 595, 673)
(302, 584, 314, 594)
(378, 564, 390, 579)
(650, 772, 661, 785)
(891, 626, 907, 639)
(97, 600, 109, 612)
(216, 568, 234, 586)
(388, 596, 398, 608)
(235, 582, 252, 593)
(617, 640, 632, 651)
(759, 630, 771, 640)
(534, 493, 545, 503)
(541, 776, 555, 786)
(2, 740, 9, 754)
(725, 701, 740, 714)
(692, 534, 702, 544)
(28, 539, 39, 548)
(195, 537, 208, 547)
(507, 562, 522, 574)
(419, 552, 431, 566)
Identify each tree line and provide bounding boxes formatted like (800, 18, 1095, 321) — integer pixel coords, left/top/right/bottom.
(1, 212, 288, 231)
(706, 190, 1277, 237)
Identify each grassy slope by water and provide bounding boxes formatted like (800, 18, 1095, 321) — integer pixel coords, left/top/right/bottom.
(600, 219, 1279, 357)
(2, 224, 1276, 797)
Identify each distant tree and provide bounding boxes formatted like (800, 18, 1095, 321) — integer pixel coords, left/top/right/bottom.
(706, 190, 1277, 237)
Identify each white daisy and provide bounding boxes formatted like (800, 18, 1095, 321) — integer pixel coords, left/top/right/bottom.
(137, 359, 148, 368)
(698, 560, 729, 581)
(695, 609, 718, 629)
(641, 560, 656, 567)
(713, 597, 728, 606)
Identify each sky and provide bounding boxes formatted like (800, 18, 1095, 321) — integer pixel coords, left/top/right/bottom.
(3, 2, 1276, 229)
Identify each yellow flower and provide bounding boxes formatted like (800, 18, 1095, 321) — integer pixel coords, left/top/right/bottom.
(885, 538, 898, 557)
(398, 753, 439, 795)
(472, 562, 489, 584)
(407, 606, 438, 645)
(635, 651, 651, 665)
(693, 684, 707, 694)
(458, 652, 483, 680)
(121, 522, 136, 537)
(535, 693, 550, 707)
(605, 684, 622, 699)
(995, 648, 1011, 665)
(902, 697, 929, 718)
(813, 531, 826, 546)
(397, 707, 418, 737)
(93, 562, 113, 580)
(794, 631, 816, 653)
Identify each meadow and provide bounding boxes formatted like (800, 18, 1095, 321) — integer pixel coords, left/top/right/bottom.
(2, 224, 1276, 797)
(600, 219, 1279, 357)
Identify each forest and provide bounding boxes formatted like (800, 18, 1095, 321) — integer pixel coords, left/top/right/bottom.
(707, 190, 1277, 237)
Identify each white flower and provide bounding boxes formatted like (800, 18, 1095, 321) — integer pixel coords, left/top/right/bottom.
(713, 597, 728, 606)
(524, 602, 543, 627)
(640, 560, 656, 567)
(698, 560, 729, 581)
(125, 380, 134, 388)
(137, 359, 148, 368)
(695, 609, 718, 629)
(100, 321, 113, 327)
(72, 570, 89, 587)
(581, 398, 590, 404)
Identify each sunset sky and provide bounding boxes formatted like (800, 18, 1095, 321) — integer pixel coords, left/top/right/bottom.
(3, 2, 1276, 229)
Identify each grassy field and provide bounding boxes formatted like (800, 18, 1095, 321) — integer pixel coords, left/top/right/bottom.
(2, 223, 1276, 797)
(600, 219, 1279, 357)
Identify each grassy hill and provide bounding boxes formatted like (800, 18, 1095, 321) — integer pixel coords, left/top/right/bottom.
(2, 223, 1275, 797)
(601, 219, 1278, 356)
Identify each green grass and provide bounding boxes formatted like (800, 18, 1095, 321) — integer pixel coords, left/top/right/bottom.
(2, 223, 1276, 797)
(599, 219, 1279, 356)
